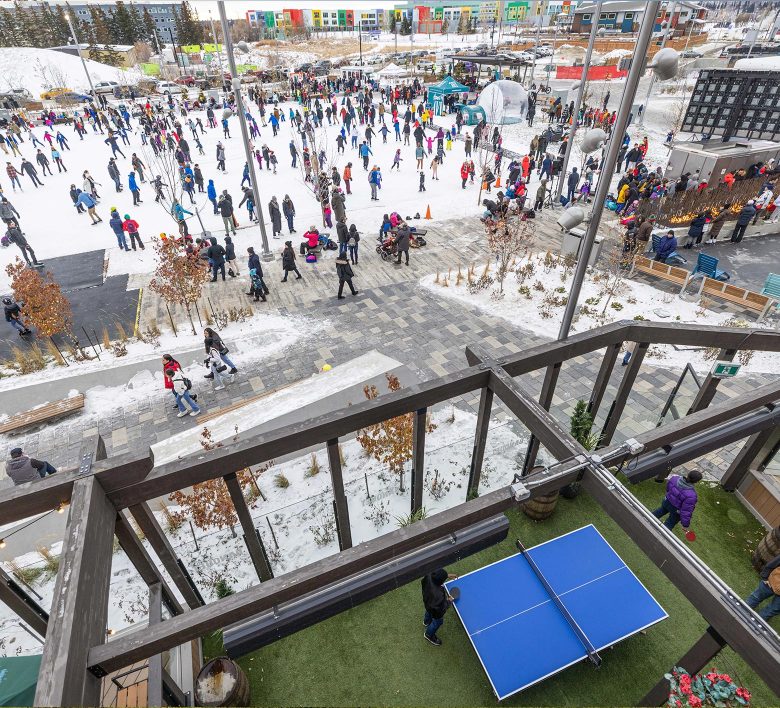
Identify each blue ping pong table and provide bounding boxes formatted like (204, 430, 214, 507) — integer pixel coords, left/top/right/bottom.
(445, 524, 667, 700)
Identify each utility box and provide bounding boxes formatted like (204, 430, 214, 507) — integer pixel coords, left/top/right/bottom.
(561, 228, 603, 266)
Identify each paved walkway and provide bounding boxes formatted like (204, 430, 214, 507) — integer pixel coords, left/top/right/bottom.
(2, 211, 772, 497)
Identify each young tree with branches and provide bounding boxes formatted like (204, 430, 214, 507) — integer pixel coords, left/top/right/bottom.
(484, 214, 534, 293)
(5, 259, 73, 341)
(148, 238, 208, 335)
(291, 119, 337, 228)
(139, 140, 187, 228)
(357, 374, 436, 492)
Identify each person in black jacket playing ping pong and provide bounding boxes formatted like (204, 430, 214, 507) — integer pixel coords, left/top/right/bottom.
(422, 568, 458, 646)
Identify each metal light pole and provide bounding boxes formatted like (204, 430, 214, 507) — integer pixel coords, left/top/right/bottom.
(557, 0, 661, 340)
(65, 12, 95, 96)
(528, 11, 542, 87)
(554, 0, 603, 203)
(638, 0, 677, 127)
(217, 0, 273, 262)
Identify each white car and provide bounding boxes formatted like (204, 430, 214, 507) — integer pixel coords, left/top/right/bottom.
(94, 80, 119, 94)
(156, 81, 182, 94)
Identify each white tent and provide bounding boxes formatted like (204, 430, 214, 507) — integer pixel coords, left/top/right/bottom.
(375, 62, 407, 78)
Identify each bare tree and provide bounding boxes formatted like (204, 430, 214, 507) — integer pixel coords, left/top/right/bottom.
(139, 139, 185, 228)
(484, 214, 534, 294)
(34, 59, 69, 91)
(291, 116, 337, 227)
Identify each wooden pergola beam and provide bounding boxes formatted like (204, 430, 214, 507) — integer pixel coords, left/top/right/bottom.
(34, 477, 116, 707)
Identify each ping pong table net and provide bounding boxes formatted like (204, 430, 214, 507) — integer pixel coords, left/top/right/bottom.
(515, 539, 603, 668)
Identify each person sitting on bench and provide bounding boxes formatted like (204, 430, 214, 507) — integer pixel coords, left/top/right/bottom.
(654, 230, 678, 263)
(6, 447, 57, 485)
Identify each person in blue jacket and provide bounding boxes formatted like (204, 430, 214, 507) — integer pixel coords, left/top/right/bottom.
(128, 171, 142, 206)
(109, 208, 129, 250)
(654, 230, 678, 263)
(360, 141, 373, 170)
(207, 179, 218, 214)
(172, 200, 193, 239)
(76, 191, 102, 224)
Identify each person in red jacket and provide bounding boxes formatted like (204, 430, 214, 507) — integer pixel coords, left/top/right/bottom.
(460, 161, 470, 189)
(122, 213, 145, 251)
(162, 354, 196, 408)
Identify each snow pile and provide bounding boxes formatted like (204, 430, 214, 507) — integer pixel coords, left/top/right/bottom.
(0, 47, 138, 96)
(598, 48, 633, 63)
(734, 55, 780, 70)
(421, 251, 777, 374)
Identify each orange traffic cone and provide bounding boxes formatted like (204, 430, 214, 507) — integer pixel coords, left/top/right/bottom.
(425, 204, 432, 220)
(495, 175, 502, 187)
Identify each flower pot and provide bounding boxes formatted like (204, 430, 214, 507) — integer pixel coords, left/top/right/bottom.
(751, 525, 780, 573)
(195, 657, 251, 707)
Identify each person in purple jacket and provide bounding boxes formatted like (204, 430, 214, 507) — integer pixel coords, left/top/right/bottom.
(653, 470, 702, 531)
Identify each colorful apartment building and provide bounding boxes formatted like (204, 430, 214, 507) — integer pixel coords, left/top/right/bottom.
(572, 1, 706, 34)
(247, 7, 371, 34)
(393, 0, 578, 30)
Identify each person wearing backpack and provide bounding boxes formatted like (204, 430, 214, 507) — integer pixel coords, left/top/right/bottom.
(165, 367, 201, 417)
(203, 327, 237, 374)
(162, 354, 197, 409)
(335, 255, 358, 299)
(347, 224, 360, 265)
(746, 553, 780, 620)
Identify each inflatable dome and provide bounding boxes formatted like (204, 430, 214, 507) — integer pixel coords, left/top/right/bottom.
(477, 80, 529, 125)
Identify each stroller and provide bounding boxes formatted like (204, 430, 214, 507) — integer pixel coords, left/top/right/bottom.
(376, 235, 397, 261)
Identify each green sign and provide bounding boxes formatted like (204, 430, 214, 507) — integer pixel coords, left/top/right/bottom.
(140, 62, 161, 76)
(711, 361, 741, 378)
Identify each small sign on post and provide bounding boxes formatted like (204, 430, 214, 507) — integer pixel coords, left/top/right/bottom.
(710, 361, 741, 379)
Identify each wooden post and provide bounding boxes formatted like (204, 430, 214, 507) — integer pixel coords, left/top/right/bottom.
(587, 342, 622, 419)
(721, 427, 779, 492)
(411, 407, 427, 513)
(327, 438, 352, 550)
(521, 362, 562, 475)
(687, 349, 737, 414)
(598, 341, 649, 447)
(114, 512, 184, 615)
(467, 387, 494, 496)
(129, 503, 204, 609)
(223, 473, 273, 582)
(147, 583, 164, 708)
(0, 566, 48, 638)
(639, 627, 726, 706)
(35, 477, 116, 707)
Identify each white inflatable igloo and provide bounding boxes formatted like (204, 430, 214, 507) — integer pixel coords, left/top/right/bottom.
(477, 80, 529, 125)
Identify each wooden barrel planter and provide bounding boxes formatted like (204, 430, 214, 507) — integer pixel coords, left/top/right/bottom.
(751, 526, 780, 573)
(195, 657, 251, 707)
(521, 466, 560, 521)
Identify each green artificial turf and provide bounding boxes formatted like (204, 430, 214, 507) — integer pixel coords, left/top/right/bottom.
(210, 476, 776, 706)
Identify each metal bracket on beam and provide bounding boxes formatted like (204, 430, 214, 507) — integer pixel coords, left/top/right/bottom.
(87, 664, 108, 678)
(79, 453, 94, 476)
(510, 479, 530, 502)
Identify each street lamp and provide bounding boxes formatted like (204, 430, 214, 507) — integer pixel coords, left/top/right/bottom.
(216, 1, 273, 262)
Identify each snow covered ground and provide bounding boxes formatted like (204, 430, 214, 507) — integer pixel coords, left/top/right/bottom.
(421, 251, 778, 375)
(0, 47, 139, 96)
(0, 405, 527, 656)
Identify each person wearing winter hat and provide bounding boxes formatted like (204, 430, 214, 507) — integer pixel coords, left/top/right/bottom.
(109, 208, 129, 250)
(6, 446, 57, 485)
(122, 213, 144, 250)
(421, 567, 458, 646)
(730, 199, 757, 243)
(281, 240, 302, 281)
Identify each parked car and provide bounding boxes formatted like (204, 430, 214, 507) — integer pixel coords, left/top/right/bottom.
(174, 75, 197, 86)
(53, 91, 93, 105)
(94, 80, 119, 94)
(156, 81, 182, 94)
(40, 87, 73, 100)
(298, 62, 313, 73)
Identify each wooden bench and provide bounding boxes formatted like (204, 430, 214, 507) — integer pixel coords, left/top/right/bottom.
(629, 255, 690, 288)
(0, 394, 85, 434)
(698, 279, 776, 321)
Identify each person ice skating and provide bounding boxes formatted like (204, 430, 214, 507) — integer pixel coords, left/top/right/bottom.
(0, 196, 20, 226)
(204, 327, 238, 374)
(104, 131, 126, 158)
(6, 162, 22, 191)
(422, 568, 458, 646)
(4, 221, 38, 265)
(419, 171, 426, 192)
(131, 153, 145, 182)
(35, 148, 52, 176)
(347, 224, 360, 265)
(282, 195, 296, 233)
(207, 179, 218, 213)
(216, 141, 226, 172)
(76, 190, 101, 224)
(269, 196, 282, 239)
(369, 165, 382, 200)
(343, 163, 352, 194)
(122, 213, 144, 250)
(20, 158, 43, 187)
(5, 447, 57, 485)
(281, 240, 302, 282)
(360, 141, 372, 170)
(745, 554, 780, 621)
(165, 367, 201, 417)
(3, 296, 30, 336)
(83, 170, 100, 200)
(128, 171, 142, 205)
(653, 470, 702, 531)
(109, 209, 130, 251)
(218, 191, 236, 236)
(335, 254, 358, 299)
(391, 149, 402, 171)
